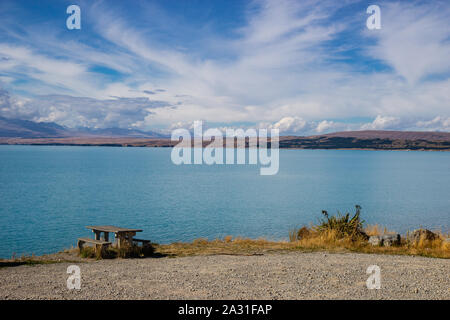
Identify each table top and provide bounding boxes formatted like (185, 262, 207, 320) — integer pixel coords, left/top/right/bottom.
(85, 225, 143, 233)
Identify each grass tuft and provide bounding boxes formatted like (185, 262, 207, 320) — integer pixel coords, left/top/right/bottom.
(287, 206, 449, 259)
(316, 205, 367, 240)
(79, 243, 155, 259)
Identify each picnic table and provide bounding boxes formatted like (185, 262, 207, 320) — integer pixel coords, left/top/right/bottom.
(85, 225, 144, 248)
(77, 225, 151, 257)
(78, 226, 150, 252)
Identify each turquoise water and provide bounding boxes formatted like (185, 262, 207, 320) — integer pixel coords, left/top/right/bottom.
(0, 145, 449, 258)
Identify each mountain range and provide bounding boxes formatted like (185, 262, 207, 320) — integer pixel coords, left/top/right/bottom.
(1, 116, 450, 150)
(0, 116, 166, 138)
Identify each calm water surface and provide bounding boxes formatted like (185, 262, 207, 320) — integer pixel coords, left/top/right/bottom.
(0, 145, 449, 258)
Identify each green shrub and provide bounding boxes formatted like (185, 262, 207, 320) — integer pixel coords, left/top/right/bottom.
(80, 246, 95, 258)
(316, 205, 367, 240)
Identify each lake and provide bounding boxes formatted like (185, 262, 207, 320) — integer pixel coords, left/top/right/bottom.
(0, 145, 449, 258)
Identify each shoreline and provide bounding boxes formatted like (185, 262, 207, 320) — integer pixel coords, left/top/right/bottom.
(1, 133, 450, 151)
(2, 231, 449, 267)
(1, 142, 449, 152)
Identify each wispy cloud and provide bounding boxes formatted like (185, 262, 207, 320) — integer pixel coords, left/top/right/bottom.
(0, 0, 448, 133)
(364, 1, 450, 84)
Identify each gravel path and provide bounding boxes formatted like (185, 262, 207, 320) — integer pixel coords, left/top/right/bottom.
(1, 252, 449, 300)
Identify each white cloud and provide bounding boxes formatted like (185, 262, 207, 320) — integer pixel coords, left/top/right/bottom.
(269, 116, 308, 133)
(259, 114, 450, 135)
(365, 1, 450, 84)
(259, 117, 351, 135)
(315, 120, 342, 133)
(0, 93, 174, 129)
(360, 115, 400, 130)
(415, 116, 450, 132)
(0, 44, 96, 96)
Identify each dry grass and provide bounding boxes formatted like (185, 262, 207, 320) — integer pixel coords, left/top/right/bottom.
(2, 231, 448, 267)
(365, 224, 383, 236)
(79, 243, 155, 259)
(155, 237, 298, 257)
(0, 248, 82, 268)
(286, 207, 449, 258)
(154, 230, 450, 259)
(0, 258, 60, 268)
(365, 224, 398, 236)
(290, 227, 449, 259)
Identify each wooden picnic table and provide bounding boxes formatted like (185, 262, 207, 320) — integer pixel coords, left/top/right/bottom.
(85, 225, 143, 249)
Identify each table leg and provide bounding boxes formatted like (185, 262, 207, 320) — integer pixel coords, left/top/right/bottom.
(117, 233, 124, 249)
(127, 232, 135, 246)
(115, 232, 136, 249)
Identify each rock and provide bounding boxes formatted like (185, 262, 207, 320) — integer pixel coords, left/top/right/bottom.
(408, 229, 437, 243)
(368, 234, 400, 246)
(368, 236, 382, 246)
(382, 234, 401, 246)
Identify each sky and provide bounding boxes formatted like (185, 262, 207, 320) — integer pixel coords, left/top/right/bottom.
(0, 0, 449, 135)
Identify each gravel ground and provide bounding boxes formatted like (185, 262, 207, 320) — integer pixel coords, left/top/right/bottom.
(0, 252, 449, 300)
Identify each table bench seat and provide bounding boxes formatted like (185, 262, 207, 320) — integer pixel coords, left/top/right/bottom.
(132, 238, 151, 246)
(78, 237, 112, 251)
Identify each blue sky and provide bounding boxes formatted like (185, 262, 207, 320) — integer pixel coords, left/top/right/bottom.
(0, 0, 449, 134)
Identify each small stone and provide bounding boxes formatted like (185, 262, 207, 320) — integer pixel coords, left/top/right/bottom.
(408, 229, 437, 243)
(368, 236, 382, 246)
(382, 234, 401, 246)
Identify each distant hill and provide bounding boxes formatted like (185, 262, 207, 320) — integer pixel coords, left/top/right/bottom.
(0, 116, 167, 138)
(0, 116, 68, 138)
(319, 130, 450, 141)
(69, 126, 167, 138)
(1, 118, 449, 150)
(280, 130, 450, 150)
